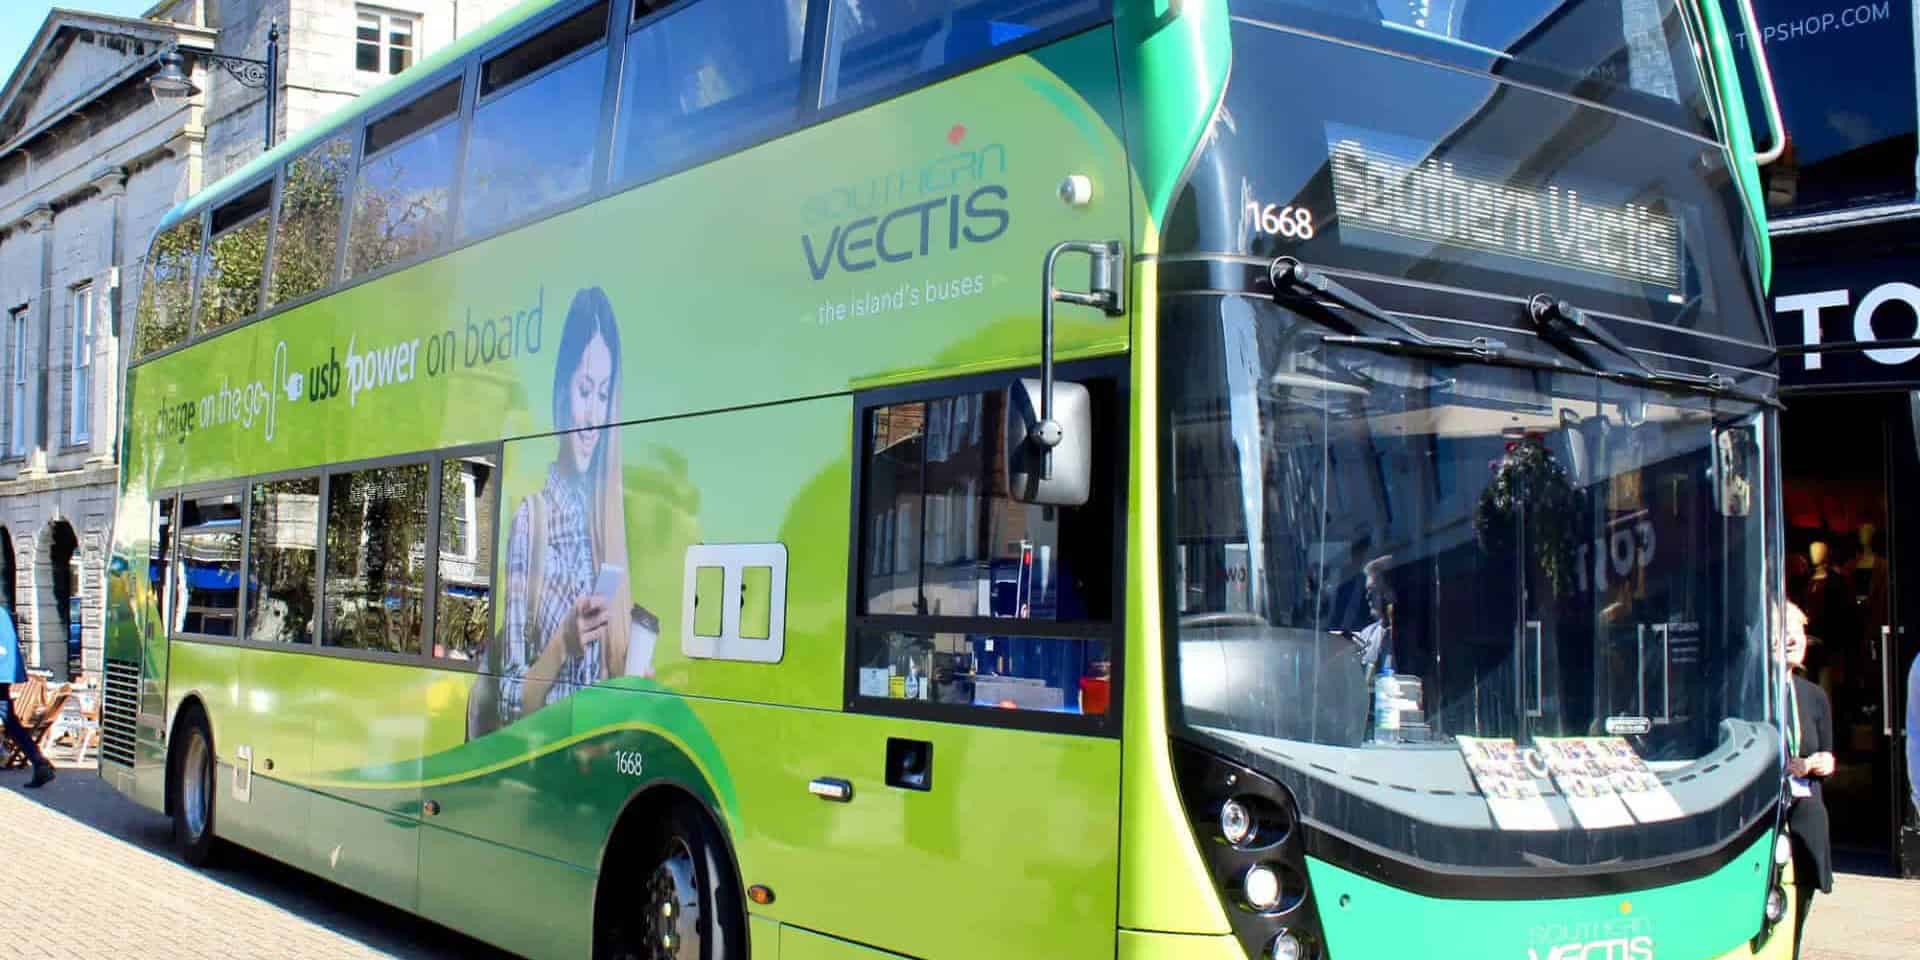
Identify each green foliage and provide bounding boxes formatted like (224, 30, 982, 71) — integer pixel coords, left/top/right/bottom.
(134, 218, 200, 356)
(270, 137, 353, 306)
(324, 465, 432, 653)
(1474, 437, 1581, 596)
(201, 216, 269, 331)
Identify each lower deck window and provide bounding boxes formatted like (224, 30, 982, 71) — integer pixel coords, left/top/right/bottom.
(175, 493, 244, 637)
(851, 375, 1120, 725)
(323, 464, 430, 653)
(856, 629, 1111, 714)
(249, 477, 320, 644)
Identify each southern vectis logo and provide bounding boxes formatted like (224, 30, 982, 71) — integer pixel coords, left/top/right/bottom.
(799, 122, 1011, 281)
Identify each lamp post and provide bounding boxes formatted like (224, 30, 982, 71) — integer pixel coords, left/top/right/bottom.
(147, 22, 279, 149)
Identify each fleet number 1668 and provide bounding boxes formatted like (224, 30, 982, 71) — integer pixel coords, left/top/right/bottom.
(1247, 202, 1317, 239)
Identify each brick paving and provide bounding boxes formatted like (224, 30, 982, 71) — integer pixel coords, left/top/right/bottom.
(0, 759, 513, 959)
(1801, 871, 1920, 960)
(0, 757, 1912, 958)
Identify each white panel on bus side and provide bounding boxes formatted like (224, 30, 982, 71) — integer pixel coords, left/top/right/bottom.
(681, 542, 788, 663)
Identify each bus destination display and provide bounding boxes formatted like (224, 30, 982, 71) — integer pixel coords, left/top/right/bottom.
(1324, 134, 1683, 291)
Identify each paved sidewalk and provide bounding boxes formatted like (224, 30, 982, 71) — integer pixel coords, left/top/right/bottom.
(0, 761, 513, 959)
(1801, 871, 1920, 960)
(0, 756, 1911, 958)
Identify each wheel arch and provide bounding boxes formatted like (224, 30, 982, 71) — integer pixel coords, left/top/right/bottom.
(592, 777, 749, 950)
(163, 691, 212, 817)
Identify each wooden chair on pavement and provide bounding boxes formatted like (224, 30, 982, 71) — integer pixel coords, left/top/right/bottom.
(5, 676, 69, 768)
(43, 686, 99, 763)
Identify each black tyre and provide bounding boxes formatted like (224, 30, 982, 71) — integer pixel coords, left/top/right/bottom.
(170, 711, 219, 867)
(598, 801, 746, 960)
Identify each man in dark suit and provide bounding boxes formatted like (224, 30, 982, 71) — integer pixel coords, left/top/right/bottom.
(1781, 602, 1833, 958)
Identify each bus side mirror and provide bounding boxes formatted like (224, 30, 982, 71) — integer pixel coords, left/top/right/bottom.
(1714, 423, 1756, 517)
(1004, 377, 1091, 507)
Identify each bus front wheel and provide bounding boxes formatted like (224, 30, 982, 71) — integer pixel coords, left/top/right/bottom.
(169, 710, 219, 867)
(598, 799, 744, 960)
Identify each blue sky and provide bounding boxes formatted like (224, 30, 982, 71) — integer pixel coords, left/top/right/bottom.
(1, 1, 160, 91)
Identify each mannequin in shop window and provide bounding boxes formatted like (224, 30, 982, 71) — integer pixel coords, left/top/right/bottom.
(1802, 541, 1858, 690)
(1848, 523, 1890, 677)
(1849, 523, 1884, 603)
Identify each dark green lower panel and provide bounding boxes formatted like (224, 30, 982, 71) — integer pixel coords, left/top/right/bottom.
(305, 788, 420, 913)
(419, 824, 595, 960)
(215, 766, 314, 874)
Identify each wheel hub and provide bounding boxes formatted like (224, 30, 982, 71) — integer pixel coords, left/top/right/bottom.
(639, 838, 703, 959)
(182, 733, 209, 839)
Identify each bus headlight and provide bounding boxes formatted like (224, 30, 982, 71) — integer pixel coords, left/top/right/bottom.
(1222, 799, 1255, 846)
(1174, 742, 1329, 960)
(1774, 835, 1792, 865)
(1245, 865, 1282, 911)
(1268, 930, 1307, 960)
(1764, 886, 1787, 924)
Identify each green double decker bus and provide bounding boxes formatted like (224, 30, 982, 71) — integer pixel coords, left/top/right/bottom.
(103, 0, 1802, 956)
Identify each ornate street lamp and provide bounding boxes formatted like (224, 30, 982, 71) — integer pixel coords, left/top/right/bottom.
(147, 22, 280, 149)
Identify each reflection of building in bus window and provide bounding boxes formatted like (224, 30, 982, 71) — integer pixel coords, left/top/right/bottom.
(435, 456, 500, 661)
(494, 287, 633, 727)
(248, 476, 320, 644)
(614, 0, 809, 185)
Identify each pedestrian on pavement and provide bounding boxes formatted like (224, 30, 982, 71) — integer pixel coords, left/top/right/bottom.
(1780, 601, 1832, 958)
(0, 605, 54, 788)
(1906, 651, 1918, 820)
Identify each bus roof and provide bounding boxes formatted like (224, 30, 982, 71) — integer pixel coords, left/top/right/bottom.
(154, 0, 564, 237)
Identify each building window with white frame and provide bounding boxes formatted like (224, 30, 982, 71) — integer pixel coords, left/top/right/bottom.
(357, 8, 417, 75)
(8, 306, 26, 457)
(70, 284, 93, 446)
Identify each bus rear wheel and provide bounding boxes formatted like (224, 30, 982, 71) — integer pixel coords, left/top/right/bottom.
(170, 710, 219, 867)
(598, 800, 744, 960)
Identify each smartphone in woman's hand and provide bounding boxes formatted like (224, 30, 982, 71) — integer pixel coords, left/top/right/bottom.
(594, 563, 626, 603)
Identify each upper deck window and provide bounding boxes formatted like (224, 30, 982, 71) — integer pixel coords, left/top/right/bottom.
(136, 216, 203, 358)
(820, 0, 1101, 105)
(270, 136, 353, 306)
(346, 79, 463, 279)
(1231, 0, 1715, 137)
(612, 0, 808, 185)
(462, 3, 611, 237)
(198, 181, 274, 333)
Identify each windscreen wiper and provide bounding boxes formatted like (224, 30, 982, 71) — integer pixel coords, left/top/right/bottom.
(1269, 258, 1565, 369)
(1527, 294, 1780, 407)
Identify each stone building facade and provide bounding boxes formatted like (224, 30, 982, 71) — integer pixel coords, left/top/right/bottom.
(0, 0, 512, 679)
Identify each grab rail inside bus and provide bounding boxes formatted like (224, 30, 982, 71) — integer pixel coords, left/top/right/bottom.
(1725, 0, 1787, 165)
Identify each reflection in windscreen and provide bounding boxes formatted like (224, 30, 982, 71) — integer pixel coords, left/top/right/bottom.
(1237, 0, 1705, 132)
(1169, 297, 1771, 768)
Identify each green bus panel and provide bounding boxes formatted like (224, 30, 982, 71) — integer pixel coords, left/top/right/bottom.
(1308, 836, 1776, 960)
(694, 701, 1122, 960)
(1114, 929, 1245, 960)
(306, 793, 421, 913)
(118, 27, 1134, 498)
(417, 824, 596, 960)
(492, 396, 852, 712)
(780, 927, 913, 960)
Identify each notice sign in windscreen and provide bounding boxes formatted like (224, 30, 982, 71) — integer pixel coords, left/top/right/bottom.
(1326, 133, 1682, 290)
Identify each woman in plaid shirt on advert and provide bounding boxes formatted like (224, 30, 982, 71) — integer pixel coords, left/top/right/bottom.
(494, 286, 636, 728)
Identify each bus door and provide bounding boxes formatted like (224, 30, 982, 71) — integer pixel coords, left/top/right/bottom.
(782, 375, 1124, 959)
